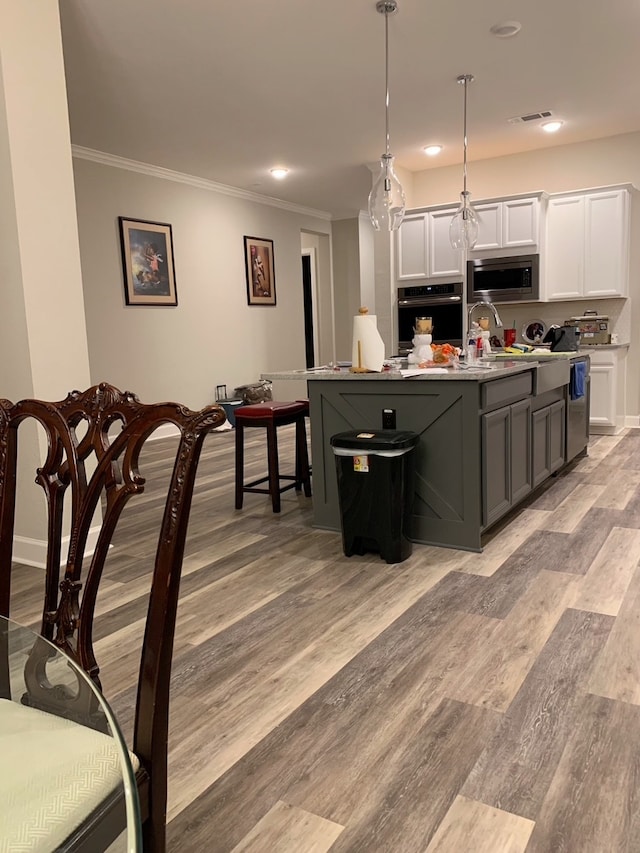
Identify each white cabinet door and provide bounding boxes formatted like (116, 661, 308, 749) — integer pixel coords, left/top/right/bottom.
(471, 197, 540, 254)
(545, 187, 630, 301)
(586, 346, 626, 433)
(428, 208, 463, 277)
(397, 214, 428, 280)
(503, 198, 539, 247)
(584, 190, 629, 298)
(474, 202, 502, 251)
(589, 363, 617, 428)
(545, 196, 584, 300)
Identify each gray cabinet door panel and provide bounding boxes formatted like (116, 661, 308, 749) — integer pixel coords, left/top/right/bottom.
(532, 407, 551, 488)
(510, 398, 533, 503)
(549, 399, 566, 473)
(482, 407, 511, 527)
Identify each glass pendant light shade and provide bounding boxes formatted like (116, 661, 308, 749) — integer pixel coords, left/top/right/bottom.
(450, 73, 477, 249)
(449, 190, 478, 249)
(368, 153, 406, 231)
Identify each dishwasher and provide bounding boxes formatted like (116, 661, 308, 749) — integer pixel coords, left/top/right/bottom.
(567, 356, 590, 460)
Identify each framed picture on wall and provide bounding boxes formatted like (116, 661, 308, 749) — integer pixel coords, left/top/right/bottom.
(244, 236, 276, 306)
(118, 217, 178, 306)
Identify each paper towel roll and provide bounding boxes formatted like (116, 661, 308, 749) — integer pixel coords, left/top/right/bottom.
(351, 310, 385, 372)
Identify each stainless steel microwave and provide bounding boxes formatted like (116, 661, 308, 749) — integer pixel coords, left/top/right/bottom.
(467, 254, 539, 303)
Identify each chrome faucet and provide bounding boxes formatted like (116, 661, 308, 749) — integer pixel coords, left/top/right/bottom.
(467, 299, 503, 336)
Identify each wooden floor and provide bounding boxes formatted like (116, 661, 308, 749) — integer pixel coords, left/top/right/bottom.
(12, 425, 640, 852)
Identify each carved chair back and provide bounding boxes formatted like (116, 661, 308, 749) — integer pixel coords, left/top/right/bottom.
(0, 383, 225, 851)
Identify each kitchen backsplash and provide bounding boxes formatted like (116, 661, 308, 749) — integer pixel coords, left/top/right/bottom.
(498, 297, 630, 345)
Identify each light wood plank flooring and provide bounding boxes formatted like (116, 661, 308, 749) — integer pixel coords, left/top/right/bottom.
(11, 425, 640, 851)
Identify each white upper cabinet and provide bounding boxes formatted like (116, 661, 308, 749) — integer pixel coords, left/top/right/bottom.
(544, 196, 584, 299)
(471, 197, 540, 254)
(584, 191, 629, 297)
(397, 213, 428, 279)
(544, 187, 630, 300)
(396, 209, 463, 281)
(503, 198, 540, 248)
(428, 208, 464, 277)
(474, 202, 502, 251)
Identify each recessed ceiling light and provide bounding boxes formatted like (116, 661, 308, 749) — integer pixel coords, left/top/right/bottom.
(541, 120, 563, 133)
(490, 20, 522, 38)
(270, 167, 289, 179)
(423, 145, 443, 156)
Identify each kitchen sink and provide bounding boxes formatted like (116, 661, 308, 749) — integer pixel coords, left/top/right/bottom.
(534, 359, 570, 394)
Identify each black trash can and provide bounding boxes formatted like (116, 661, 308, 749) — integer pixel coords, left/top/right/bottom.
(330, 429, 419, 564)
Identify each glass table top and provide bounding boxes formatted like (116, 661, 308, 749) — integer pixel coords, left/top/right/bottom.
(0, 616, 141, 852)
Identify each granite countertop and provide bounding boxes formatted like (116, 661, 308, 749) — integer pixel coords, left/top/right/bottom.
(262, 362, 535, 382)
(579, 343, 629, 350)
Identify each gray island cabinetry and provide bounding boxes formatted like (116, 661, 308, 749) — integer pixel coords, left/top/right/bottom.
(264, 357, 588, 552)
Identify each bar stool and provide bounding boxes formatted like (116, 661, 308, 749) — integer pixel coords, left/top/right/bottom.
(235, 400, 312, 513)
(296, 398, 312, 475)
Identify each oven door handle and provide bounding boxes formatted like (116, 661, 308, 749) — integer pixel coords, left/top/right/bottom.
(398, 296, 462, 307)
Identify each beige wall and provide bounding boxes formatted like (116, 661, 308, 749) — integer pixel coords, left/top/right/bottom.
(410, 131, 640, 420)
(412, 131, 640, 205)
(0, 0, 91, 557)
(73, 158, 332, 409)
(301, 230, 334, 365)
(331, 218, 362, 362)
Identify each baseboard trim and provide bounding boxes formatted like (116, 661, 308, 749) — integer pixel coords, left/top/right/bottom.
(147, 423, 180, 441)
(13, 525, 102, 570)
(625, 415, 640, 429)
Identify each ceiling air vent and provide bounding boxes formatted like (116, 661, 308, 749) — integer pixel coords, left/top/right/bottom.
(508, 111, 553, 124)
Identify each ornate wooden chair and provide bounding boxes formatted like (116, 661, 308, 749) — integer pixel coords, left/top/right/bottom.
(0, 383, 225, 851)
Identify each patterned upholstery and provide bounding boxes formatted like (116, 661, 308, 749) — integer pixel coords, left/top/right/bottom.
(0, 699, 140, 853)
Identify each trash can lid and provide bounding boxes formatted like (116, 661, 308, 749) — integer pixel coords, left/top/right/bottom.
(330, 429, 418, 452)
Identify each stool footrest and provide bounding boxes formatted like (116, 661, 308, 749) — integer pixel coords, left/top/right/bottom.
(245, 474, 299, 489)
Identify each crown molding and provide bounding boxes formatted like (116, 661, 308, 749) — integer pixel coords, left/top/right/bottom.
(71, 146, 333, 221)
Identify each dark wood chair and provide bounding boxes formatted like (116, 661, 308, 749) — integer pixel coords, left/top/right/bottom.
(0, 382, 226, 852)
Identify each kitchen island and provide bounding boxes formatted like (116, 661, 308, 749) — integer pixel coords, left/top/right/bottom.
(264, 356, 589, 551)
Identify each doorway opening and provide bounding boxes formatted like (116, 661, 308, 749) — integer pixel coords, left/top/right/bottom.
(301, 251, 316, 368)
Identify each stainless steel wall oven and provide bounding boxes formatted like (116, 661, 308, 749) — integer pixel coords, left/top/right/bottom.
(397, 282, 463, 355)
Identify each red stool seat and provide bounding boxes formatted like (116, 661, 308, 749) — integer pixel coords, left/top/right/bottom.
(235, 401, 305, 419)
(235, 401, 312, 513)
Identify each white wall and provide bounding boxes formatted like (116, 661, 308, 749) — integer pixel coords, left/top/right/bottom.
(73, 157, 332, 409)
(410, 131, 640, 419)
(301, 230, 334, 366)
(331, 218, 362, 362)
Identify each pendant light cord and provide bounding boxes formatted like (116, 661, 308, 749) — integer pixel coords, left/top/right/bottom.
(457, 74, 474, 197)
(376, 0, 397, 159)
(384, 6, 390, 157)
(462, 78, 468, 194)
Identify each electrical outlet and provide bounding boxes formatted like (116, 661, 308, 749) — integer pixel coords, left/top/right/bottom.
(382, 408, 396, 430)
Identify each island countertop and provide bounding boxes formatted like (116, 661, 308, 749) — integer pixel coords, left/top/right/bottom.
(262, 361, 534, 383)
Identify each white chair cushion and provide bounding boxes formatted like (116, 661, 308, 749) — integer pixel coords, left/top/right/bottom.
(0, 698, 139, 853)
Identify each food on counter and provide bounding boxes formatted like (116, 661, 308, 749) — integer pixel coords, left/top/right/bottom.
(418, 343, 459, 368)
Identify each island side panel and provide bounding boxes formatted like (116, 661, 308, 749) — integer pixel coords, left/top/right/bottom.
(308, 378, 484, 551)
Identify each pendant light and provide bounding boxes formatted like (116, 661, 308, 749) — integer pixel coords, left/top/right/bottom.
(449, 74, 479, 249)
(368, 0, 406, 231)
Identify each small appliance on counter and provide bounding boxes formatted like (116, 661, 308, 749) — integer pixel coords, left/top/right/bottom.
(542, 324, 580, 352)
(569, 312, 611, 345)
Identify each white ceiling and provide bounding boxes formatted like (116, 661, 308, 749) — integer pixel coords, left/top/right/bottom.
(58, 0, 640, 219)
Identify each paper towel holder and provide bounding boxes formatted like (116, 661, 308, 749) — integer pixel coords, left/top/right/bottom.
(351, 307, 375, 373)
